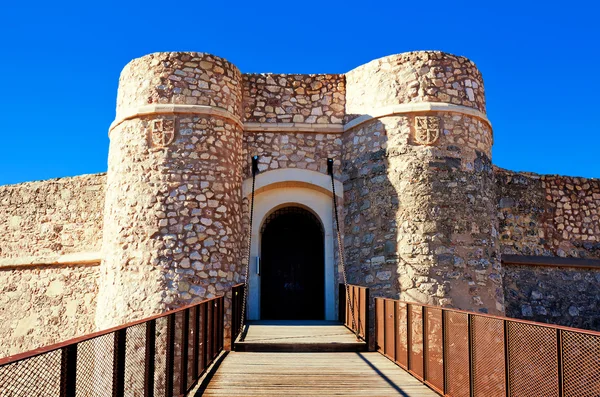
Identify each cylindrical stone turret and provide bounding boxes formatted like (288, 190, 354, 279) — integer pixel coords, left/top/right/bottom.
(97, 52, 244, 344)
(343, 51, 502, 314)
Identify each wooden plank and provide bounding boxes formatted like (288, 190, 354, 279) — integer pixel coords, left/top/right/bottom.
(237, 322, 358, 344)
(202, 352, 439, 396)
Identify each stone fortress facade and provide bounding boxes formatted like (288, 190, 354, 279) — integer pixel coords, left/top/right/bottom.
(1, 51, 599, 357)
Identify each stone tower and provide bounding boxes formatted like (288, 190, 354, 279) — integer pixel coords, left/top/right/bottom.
(343, 52, 502, 314)
(96, 53, 245, 340)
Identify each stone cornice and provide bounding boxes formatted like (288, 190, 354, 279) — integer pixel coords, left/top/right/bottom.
(244, 122, 344, 134)
(109, 104, 245, 135)
(0, 252, 101, 269)
(344, 102, 491, 131)
(108, 102, 491, 136)
(502, 254, 600, 270)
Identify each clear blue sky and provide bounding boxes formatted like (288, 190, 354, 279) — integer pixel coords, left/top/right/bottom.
(1, 0, 598, 185)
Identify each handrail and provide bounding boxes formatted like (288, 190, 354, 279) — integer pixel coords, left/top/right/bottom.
(0, 295, 226, 397)
(339, 284, 369, 345)
(0, 295, 224, 366)
(375, 297, 600, 396)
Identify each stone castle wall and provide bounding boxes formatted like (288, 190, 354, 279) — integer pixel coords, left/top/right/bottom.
(0, 174, 105, 259)
(497, 168, 600, 330)
(0, 265, 99, 358)
(497, 168, 600, 258)
(503, 264, 600, 331)
(0, 174, 104, 358)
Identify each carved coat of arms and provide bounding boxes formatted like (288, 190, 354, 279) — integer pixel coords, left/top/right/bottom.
(414, 116, 441, 146)
(151, 119, 176, 148)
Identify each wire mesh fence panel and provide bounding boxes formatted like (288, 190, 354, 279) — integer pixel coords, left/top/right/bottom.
(186, 310, 196, 392)
(124, 323, 147, 397)
(471, 315, 506, 397)
(154, 316, 168, 397)
(507, 321, 559, 397)
(425, 307, 444, 394)
(396, 302, 408, 369)
(0, 349, 61, 397)
(76, 333, 114, 397)
(376, 298, 384, 353)
(172, 311, 183, 397)
(409, 304, 424, 380)
(359, 287, 367, 340)
(562, 330, 600, 397)
(444, 311, 470, 397)
(384, 300, 396, 360)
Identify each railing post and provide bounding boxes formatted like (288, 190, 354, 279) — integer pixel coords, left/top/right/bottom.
(557, 329, 564, 397)
(441, 310, 447, 395)
(212, 300, 218, 358)
(422, 306, 427, 383)
(365, 287, 370, 348)
(231, 288, 238, 348)
(145, 320, 156, 397)
(60, 344, 77, 397)
(221, 297, 225, 350)
(504, 320, 510, 397)
(407, 304, 412, 371)
(393, 301, 398, 362)
(339, 283, 346, 324)
(165, 313, 176, 397)
(203, 302, 209, 370)
(192, 306, 200, 378)
(468, 313, 474, 397)
(179, 308, 190, 395)
(113, 329, 127, 397)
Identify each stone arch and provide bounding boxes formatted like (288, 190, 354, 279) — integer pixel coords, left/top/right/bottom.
(242, 168, 344, 199)
(246, 186, 337, 321)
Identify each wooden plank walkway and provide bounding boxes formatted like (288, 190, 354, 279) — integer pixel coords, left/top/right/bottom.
(201, 352, 439, 396)
(235, 321, 366, 352)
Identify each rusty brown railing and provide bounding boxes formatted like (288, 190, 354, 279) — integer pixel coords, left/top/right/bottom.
(375, 297, 600, 397)
(230, 283, 245, 347)
(339, 284, 369, 345)
(0, 295, 225, 397)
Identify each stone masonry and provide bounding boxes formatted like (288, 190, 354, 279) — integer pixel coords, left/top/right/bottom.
(1, 50, 600, 359)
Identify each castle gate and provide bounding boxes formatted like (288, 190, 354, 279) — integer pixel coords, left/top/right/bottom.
(260, 206, 325, 319)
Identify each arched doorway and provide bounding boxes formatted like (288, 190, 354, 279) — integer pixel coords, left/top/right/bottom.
(260, 206, 325, 320)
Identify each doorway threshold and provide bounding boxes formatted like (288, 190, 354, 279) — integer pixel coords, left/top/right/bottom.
(234, 321, 367, 352)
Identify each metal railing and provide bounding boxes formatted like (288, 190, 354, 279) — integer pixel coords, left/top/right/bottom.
(339, 284, 369, 345)
(0, 295, 225, 397)
(230, 283, 245, 347)
(375, 297, 600, 397)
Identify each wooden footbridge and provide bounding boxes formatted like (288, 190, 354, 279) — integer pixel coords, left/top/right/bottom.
(1, 283, 599, 396)
(199, 321, 436, 396)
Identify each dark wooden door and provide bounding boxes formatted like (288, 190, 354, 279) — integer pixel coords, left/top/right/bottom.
(260, 207, 325, 320)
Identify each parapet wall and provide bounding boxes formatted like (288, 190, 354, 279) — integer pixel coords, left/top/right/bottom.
(242, 74, 345, 125)
(345, 51, 486, 119)
(116, 52, 242, 118)
(496, 168, 600, 258)
(0, 173, 105, 260)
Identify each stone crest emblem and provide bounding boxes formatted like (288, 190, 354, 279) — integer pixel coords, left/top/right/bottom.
(414, 116, 441, 146)
(151, 119, 176, 148)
